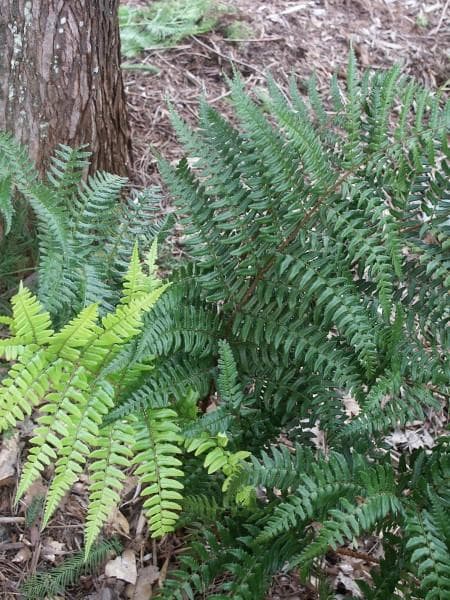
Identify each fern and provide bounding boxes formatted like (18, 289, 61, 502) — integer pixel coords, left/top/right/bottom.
(405, 509, 450, 600)
(0, 248, 184, 554)
(0, 133, 169, 323)
(119, 0, 224, 57)
(1, 56, 449, 599)
(154, 59, 449, 598)
(133, 407, 184, 537)
(20, 538, 121, 600)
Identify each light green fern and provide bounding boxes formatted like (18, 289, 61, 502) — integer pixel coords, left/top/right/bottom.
(0, 247, 184, 554)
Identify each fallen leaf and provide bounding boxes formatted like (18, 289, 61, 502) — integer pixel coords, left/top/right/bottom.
(304, 423, 327, 453)
(336, 567, 364, 598)
(106, 507, 130, 536)
(105, 549, 137, 584)
(12, 546, 31, 562)
(133, 565, 160, 599)
(42, 539, 65, 562)
(342, 393, 360, 419)
(0, 434, 19, 484)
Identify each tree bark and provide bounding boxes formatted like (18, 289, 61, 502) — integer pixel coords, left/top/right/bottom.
(0, 0, 132, 176)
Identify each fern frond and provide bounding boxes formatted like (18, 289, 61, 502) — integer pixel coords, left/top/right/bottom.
(0, 348, 53, 432)
(20, 538, 121, 600)
(133, 407, 184, 537)
(16, 363, 90, 500)
(10, 283, 54, 345)
(297, 492, 402, 571)
(42, 380, 115, 527)
(0, 173, 13, 234)
(405, 510, 450, 600)
(216, 339, 245, 408)
(119, 0, 221, 57)
(85, 421, 134, 555)
(46, 144, 91, 206)
(257, 453, 359, 542)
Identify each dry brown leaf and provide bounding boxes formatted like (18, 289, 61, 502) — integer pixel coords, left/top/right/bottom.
(42, 539, 65, 562)
(336, 570, 364, 597)
(12, 546, 32, 562)
(0, 434, 19, 484)
(105, 549, 137, 584)
(342, 393, 361, 419)
(128, 565, 160, 600)
(106, 507, 130, 536)
(305, 423, 327, 453)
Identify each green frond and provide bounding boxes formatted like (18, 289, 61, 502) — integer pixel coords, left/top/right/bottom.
(138, 289, 222, 358)
(104, 187, 172, 284)
(121, 242, 150, 303)
(106, 355, 212, 423)
(178, 493, 222, 526)
(20, 538, 121, 600)
(72, 171, 127, 254)
(0, 251, 174, 545)
(133, 407, 184, 537)
(119, 0, 222, 57)
(46, 144, 91, 205)
(10, 283, 54, 345)
(82, 284, 168, 371)
(42, 380, 115, 528)
(405, 510, 450, 599)
(2, 56, 448, 600)
(182, 405, 234, 438)
(248, 444, 316, 491)
(216, 339, 245, 408)
(85, 421, 135, 555)
(0, 348, 53, 432)
(257, 453, 359, 542)
(297, 492, 402, 572)
(16, 363, 90, 500)
(0, 173, 13, 234)
(47, 303, 101, 361)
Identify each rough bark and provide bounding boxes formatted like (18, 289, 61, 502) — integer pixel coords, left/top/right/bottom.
(0, 0, 131, 176)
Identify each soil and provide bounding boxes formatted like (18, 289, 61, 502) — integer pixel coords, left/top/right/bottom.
(0, 0, 448, 598)
(124, 0, 449, 190)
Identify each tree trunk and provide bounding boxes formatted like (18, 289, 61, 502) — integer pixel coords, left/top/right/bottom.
(0, 0, 132, 177)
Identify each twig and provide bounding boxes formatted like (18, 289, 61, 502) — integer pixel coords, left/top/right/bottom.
(152, 538, 158, 567)
(208, 89, 233, 103)
(0, 542, 26, 551)
(431, 0, 449, 35)
(335, 547, 380, 564)
(192, 36, 266, 76)
(0, 516, 25, 524)
(226, 36, 284, 42)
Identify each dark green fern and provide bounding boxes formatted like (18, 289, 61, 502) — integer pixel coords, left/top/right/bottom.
(152, 54, 449, 598)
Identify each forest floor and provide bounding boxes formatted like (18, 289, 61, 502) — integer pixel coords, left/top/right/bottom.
(125, 0, 449, 190)
(0, 1, 448, 599)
